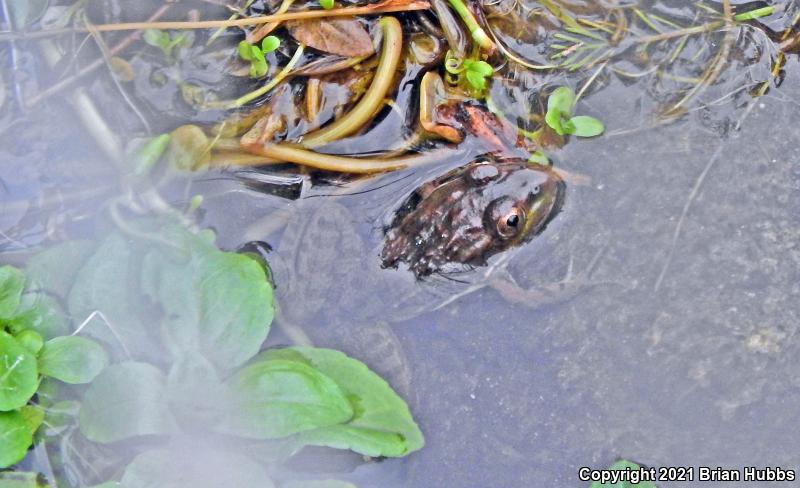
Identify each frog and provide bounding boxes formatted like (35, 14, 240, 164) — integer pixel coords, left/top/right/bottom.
(253, 154, 565, 396)
(240, 78, 574, 394)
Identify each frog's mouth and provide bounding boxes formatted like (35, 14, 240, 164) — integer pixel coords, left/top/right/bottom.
(521, 171, 565, 243)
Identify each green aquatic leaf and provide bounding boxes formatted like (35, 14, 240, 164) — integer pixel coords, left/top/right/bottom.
(143, 29, 191, 59)
(120, 447, 275, 488)
(218, 359, 353, 439)
(466, 59, 493, 77)
(68, 233, 162, 361)
(238, 41, 270, 78)
(263, 347, 425, 457)
(0, 331, 38, 411)
(320, 0, 335, 9)
(143, 29, 170, 52)
(25, 240, 96, 297)
(79, 362, 177, 443)
(141, 224, 273, 371)
(19, 405, 44, 435)
(0, 410, 32, 468)
(166, 355, 225, 428)
(568, 115, 605, 137)
(528, 151, 550, 165)
(590, 460, 657, 488)
(462, 60, 493, 90)
(545, 86, 576, 136)
(465, 70, 487, 90)
(133, 134, 171, 176)
(0, 266, 25, 320)
(38, 336, 108, 384)
(262, 35, 280, 53)
(547, 86, 576, 116)
(6, 294, 68, 340)
(41, 400, 78, 436)
(13, 331, 43, 355)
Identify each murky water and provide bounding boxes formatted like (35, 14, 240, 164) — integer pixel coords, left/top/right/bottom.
(2, 0, 800, 486)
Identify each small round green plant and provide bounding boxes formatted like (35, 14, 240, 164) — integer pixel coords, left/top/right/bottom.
(238, 36, 281, 78)
(545, 86, 605, 138)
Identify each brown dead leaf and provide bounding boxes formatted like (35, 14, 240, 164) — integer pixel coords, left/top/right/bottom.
(286, 17, 374, 57)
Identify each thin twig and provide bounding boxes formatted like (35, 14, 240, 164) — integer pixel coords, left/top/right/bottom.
(15, 0, 429, 35)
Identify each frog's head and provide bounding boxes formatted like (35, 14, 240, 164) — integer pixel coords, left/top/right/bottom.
(381, 157, 565, 278)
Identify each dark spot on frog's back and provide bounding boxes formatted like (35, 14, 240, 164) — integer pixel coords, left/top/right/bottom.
(381, 158, 565, 278)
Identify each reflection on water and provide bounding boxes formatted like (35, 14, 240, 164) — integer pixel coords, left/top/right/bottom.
(2, 0, 800, 486)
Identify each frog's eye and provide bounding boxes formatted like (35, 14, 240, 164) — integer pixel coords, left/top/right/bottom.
(468, 161, 500, 185)
(497, 207, 525, 238)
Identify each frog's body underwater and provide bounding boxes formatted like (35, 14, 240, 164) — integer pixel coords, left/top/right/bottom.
(260, 155, 565, 394)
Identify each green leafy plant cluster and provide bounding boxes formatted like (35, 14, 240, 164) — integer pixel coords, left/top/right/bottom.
(238, 36, 281, 78)
(143, 29, 194, 61)
(0, 266, 108, 468)
(0, 217, 422, 487)
(545, 86, 604, 137)
(444, 51, 494, 93)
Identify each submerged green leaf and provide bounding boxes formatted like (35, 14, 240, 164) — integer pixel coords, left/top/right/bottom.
(133, 134, 171, 175)
(19, 405, 44, 435)
(545, 86, 605, 138)
(120, 447, 274, 488)
(263, 348, 425, 457)
(13, 331, 43, 355)
(141, 224, 273, 371)
(0, 266, 25, 320)
(143, 29, 192, 59)
(166, 355, 225, 428)
(79, 362, 177, 443)
(568, 115, 605, 137)
(38, 336, 108, 384)
(547, 86, 576, 116)
(25, 240, 96, 297)
(218, 359, 353, 439)
(67, 233, 161, 361)
(320, 0, 334, 9)
(0, 331, 38, 411)
(6, 293, 68, 340)
(0, 410, 32, 468)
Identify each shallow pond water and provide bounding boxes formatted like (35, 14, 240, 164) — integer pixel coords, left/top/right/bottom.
(2, 0, 800, 486)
